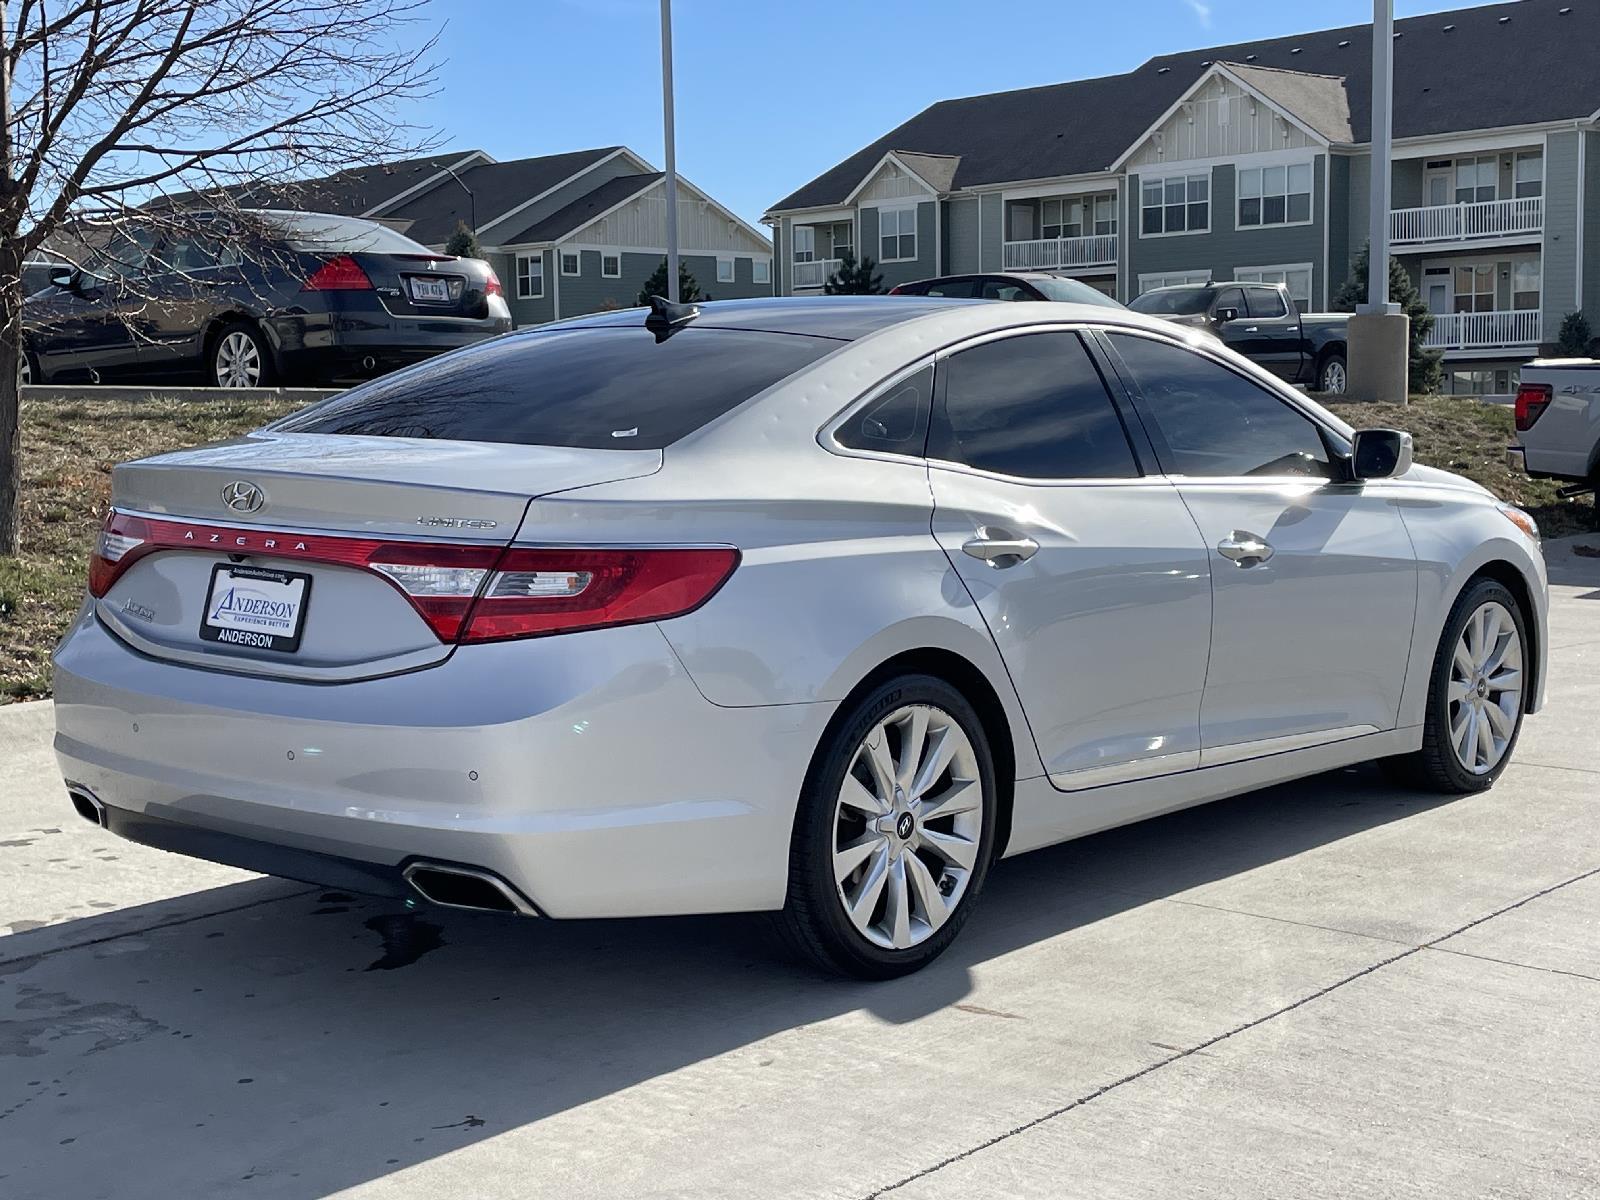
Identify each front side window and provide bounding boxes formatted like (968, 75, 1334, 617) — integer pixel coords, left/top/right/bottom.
(1244, 286, 1288, 318)
(516, 254, 544, 299)
(835, 364, 932, 456)
(1141, 172, 1209, 235)
(1236, 265, 1313, 312)
(879, 207, 917, 262)
(1107, 333, 1335, 479)
(1237, 162, 1313, 227)
(793, 225, 816, 263)
(274, 327, 837, 450)
(930, 331, 1139, 480)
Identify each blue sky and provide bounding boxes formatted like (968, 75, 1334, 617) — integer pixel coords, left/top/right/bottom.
(422, 0, 1473, 227)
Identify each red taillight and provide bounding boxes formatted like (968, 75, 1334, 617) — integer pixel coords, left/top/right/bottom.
(484, 270, 504, 298)
(86, 510, 738, 643)
(1514, 382, 1552, 432)
(301, 255, 373, 291)
(887, 284, 907, 295)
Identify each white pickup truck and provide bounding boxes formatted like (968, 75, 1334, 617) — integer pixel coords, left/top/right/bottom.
(1508, 359, 1600, 524)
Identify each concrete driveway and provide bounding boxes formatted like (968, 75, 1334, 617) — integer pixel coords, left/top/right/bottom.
(3, 538, 1598, 1199)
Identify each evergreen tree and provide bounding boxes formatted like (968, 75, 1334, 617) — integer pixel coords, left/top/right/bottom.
(823, 252, 885, 295)
(1556, 311, 1594, 357)
(1332, 242, 1443, 393)
(443, 222, 481, 259)
(637, 258, 704, 306)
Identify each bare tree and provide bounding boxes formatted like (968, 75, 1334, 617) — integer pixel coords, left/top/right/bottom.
(0, 0, 439, 555)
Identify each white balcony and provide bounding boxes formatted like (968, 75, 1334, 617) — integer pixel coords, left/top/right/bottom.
(1390, 197, 1543, 247)
(1424, 310, 1542, 350)
(791, 258, 842, 289)
(1003, 234, 1118, 271)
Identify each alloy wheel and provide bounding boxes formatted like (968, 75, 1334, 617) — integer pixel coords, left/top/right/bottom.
(1448, 601, 1523, 775)
(1322, 359, 1347, 395)
(832, 704, 984, 951)
(215, 330, 262, 387)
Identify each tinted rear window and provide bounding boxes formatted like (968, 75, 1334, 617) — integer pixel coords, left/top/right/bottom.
(258, 213, 436, 255)
(274, 327, 837, 449)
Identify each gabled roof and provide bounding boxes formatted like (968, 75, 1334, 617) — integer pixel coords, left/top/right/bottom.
(159, 151, 489, 216)
(1220, 63, 1354, 144)
(891, 152, 961, 194)
(500, 172, 665, 245)
(380, 147, 629, 245)
(768, 0, 1600, 213)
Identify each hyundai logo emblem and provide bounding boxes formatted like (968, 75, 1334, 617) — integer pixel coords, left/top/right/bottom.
(221, 480, 265, 514)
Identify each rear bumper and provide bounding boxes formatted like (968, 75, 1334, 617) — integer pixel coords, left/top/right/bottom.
(52, 611, 833, 918)
(265, 305, 512, 382)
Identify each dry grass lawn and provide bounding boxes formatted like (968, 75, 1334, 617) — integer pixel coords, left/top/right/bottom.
(0, 391, 1593, 702)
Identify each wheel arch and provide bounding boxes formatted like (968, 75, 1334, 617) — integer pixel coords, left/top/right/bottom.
(1459, 558, 1542, 712)
(202, 313, 279, 378)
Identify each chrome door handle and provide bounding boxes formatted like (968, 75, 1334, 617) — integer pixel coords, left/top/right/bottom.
(1217, 531, 1273, 567)
(961, 527, 1039, 568)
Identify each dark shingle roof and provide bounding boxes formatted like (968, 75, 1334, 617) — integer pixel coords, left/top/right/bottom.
(770, 0, 1600, 212)
(160, 151, 486, 216)
(383, 147, 626, 245)
(499, 172, 664, 245)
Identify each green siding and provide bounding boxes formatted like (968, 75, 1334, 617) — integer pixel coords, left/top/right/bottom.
(1329, 153, 1363, 300)
(1390, 157, 1424, 210)
(945, 197, 980, 274)
(1586, 131, 1600, 323)
(857, 202, 938, 289)
(979, 193, 1002, 272)
(504, 249, 554, 328)
(1544, 130, 1581, 336)
(550, 248, 769, 319)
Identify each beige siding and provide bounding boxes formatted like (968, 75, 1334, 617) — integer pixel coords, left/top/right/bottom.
(1129, 75, 1318, 167)
(856, 160, 933, 205)
(567, 182, 770, 255)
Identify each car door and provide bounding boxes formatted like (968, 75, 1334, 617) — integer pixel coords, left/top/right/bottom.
(27, 230, 158, 382)
(1100, 330, 1418, 761)
(1242, 285, 1304, 380)
(130, 228, 241, 378)
(927, 328, 1214, 789)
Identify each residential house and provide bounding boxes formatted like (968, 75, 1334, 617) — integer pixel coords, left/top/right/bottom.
(765, 0, 1600, 393)
(237, 146, 773, 326)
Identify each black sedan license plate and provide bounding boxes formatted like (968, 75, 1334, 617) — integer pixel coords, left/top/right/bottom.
(407, 275, 456, 303)
(199, 564, 312, 653)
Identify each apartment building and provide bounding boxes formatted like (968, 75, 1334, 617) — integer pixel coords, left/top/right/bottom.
(764, 0, 1600, 393)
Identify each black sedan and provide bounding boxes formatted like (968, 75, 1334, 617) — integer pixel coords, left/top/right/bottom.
(22, 211, 512, 387)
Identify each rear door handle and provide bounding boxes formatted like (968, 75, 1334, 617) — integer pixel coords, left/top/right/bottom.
(1217, 531, 1273, 567)
(961, 527, 1039, 568)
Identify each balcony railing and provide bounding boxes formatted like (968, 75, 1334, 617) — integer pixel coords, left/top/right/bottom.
(1390, 197, 1543, 246)
(1003, 234, 1118, 271)
(791, 258, 842, 289)
(1424, 310, 1542, 350)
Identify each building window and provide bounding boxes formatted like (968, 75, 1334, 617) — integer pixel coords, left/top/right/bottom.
(1093, 194, 1118, 236)
(1455, 156, 1496, 204)
(1235, 264, 1313, 311)
(1453, 263, 1495, 313)
(1008, 202, 1036, 241)
(878, 206, 916, 262)
(717, 256, 735, 283)
(1512, 259, 1541, 310)
(752, 258, 770, 284)
(600, 253, 621, 278)
(560, 251, 580, 276)
(1514, 151, 1543, 199)
(793, 225, 815, 263)
(831, 222, 853, 261)
(515, 254, 544, 300)
(1137, 270, 1210, 295)
(1237, 162, 1313, 227)
(1141, 172, 1209, 235)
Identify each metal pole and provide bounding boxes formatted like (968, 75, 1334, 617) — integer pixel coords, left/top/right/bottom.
(660, 0, 680, 303)
(1366, 0, 1395, 313)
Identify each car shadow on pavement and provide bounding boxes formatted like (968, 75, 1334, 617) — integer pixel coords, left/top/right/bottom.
(0, 762, 1456, 1197)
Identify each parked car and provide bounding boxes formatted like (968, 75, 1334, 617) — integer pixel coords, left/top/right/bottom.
(1128, 281, 1350, 394)
(55, 296, 1547, 979)
(19, 210, 511, 387)
(889, 271, 1124, 307)
(1508, 358, 1600, 526)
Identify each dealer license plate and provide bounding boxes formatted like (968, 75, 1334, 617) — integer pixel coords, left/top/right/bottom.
(199, 564, 311, 653)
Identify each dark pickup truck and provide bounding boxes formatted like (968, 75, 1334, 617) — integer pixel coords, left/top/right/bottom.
(1128, 281, 1350, 394)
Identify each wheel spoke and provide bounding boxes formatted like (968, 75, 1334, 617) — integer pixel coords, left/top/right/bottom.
(839, 773, 888, 818)
(1453, 640, 1476, 680)
(910, 725, 958, 799)
(1452, 705, 1476, 760)
(920, 827, 978, 872)
(863, 726, 898, 802)
(896, 708, 929, 793)
(1483, 700, 1513, 740)
(918, 778, 981, 824)
(834, 833, 882, 884)
(1446, 678, 1472, 705)
(1487, 667, 1521, 695)
(1475, 706, 1496, 768)
(847, 843, 891, 928)
(904, 853, 950, 933)
(884, 855, 912, 949)
(1478, 606, 1503, 667)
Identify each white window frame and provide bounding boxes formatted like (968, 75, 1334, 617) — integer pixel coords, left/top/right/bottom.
(716, 255, 735, 284)
(830, 221, 854, 261)
(1136, 270, 1211, 296)
(1236, 161, 1314, 230)
(560, 250, 581, 276)
(792, 225, 816, 263)
(600, 252, 621, 278)
(877, 205, 917, 263)
(752, 258, 770, 284)
(1139, 171, 1210, 238)
(1513, 150, 1543, 199)
(1235, 263, 1314, 312)
(515, 253, 544, 300)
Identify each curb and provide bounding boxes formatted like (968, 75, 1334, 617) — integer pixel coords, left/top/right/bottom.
(0, 697, 54, 755)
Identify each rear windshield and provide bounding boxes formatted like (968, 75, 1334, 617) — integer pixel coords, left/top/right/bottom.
(273, 326, 838, 449)
(1030, 277, 1125, 308)
(257, 213, 436, 255)
(1128, 288, 1213, 316)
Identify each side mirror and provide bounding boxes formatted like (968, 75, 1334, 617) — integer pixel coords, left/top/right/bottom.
(48, 266, 77, 291)
(1213, 306, 1239, 324)
(1351, 428, 1414, 480)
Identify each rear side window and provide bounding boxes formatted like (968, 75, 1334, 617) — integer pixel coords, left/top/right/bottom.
(923, 279, 980, 298)
(835, 365, 932, 455)
(1106, 333, 1334, 479)
(274, 327, 836, 450)
(930, 331, 1139, 479)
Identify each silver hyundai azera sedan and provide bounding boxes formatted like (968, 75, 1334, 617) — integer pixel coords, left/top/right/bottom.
(53, 296, 1547, 978)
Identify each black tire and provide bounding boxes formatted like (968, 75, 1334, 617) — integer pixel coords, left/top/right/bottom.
(208, 320, 274, 389)
(1383, 577, 1529, 793)
(777, 673, 999, 980)
(1318, 352, 1348, 396)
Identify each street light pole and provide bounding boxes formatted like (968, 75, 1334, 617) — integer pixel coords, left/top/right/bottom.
(660, 0, 680, 303)
(1366, 0, 1395, 314)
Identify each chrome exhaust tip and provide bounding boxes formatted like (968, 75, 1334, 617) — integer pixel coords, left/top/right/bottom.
(360, 355, 377, 371)
(402, 862, 538, 917)
(66, 785, 106, 828)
